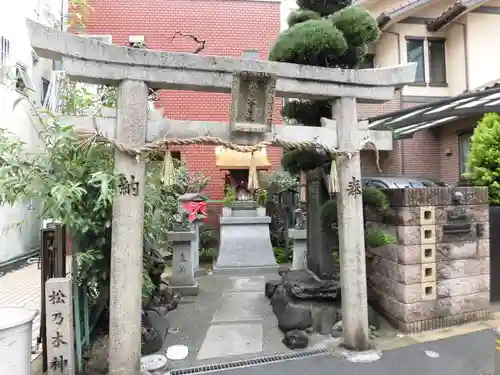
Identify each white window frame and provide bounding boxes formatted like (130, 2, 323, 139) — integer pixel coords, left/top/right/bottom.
(15, 62, 34, 95)
(0, 36, 11, 84)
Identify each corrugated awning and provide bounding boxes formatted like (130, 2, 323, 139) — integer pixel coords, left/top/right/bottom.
(215, 146, 271, 170)
(367, 82, 500, 137)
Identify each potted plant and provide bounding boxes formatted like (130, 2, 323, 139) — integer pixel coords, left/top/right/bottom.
(222, 186, 236, 216)
(255, 189, 268, 217)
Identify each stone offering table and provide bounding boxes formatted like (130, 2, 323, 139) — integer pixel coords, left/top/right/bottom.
(366, 187, 490, 333)
(214, 201, 277, 274)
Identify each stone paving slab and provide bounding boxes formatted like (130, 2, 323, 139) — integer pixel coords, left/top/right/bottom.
(197, 323, 264, 360)
(212, 291, 268, 323)
(229, 276, 267, 292)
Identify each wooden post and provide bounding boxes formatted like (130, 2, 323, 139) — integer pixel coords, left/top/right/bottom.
(109, 80, 149, 375)
(331, 97, 370, 351)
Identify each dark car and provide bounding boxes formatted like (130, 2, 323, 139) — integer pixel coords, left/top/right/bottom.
(362, 176, 452, 189)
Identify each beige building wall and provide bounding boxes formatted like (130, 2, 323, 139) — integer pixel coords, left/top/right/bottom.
(466, 11, 500, 89)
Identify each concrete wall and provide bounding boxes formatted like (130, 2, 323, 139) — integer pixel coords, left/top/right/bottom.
(0, 0, 60, 264)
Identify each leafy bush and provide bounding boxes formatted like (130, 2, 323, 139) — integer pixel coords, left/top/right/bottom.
(319, 189, 394, 249)
(267, 169, 299, 192)
(273, 247, 292, 264)
(0, 89, 208, 306)
(223, 186, 236, 207)
(467, 113, 500, 204)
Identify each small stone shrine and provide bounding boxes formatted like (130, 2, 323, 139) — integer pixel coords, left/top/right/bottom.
(214, 200, 277, 274)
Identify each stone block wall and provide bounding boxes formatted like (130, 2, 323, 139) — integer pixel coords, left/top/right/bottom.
(365, 187, 490, 333)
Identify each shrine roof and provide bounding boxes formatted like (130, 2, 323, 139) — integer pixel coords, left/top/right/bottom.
(366, 79, 500, 137)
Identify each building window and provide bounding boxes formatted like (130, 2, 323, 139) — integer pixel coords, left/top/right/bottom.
(358, 54, 375, 69)
(0, 36, 10, 84)
(15, 62, 34, 94)
(241, 50, 260, 59)
(459, 132, 472, 177)
(428, 39, 446, 85)
(41, 77, 50, 105)
(406, 38, 425, 83)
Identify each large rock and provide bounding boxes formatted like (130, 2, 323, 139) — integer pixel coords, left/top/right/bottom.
(277, 304, 313, 333)
(271, 285, 313, 332)
(282, 269, 341, 302)
(282, 329, 309, 349)
(265, 280, 281, 299)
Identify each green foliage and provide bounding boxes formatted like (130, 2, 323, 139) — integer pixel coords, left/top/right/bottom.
(287, 9, 321, 28)
(267, 169, 300, 192)
(319, 189, 394, 247)
(223, 186, 236, 206)
(255, 189, 268, 207)
(0, 87, 208, 306)
(269, 19, 347, 67)
(328, 6, 380, 47)
(269, 3, 381, 173)
(320, 199, 338, 232)
(362, 187, 389, 212)
(297, 0, 352, 17)
(282, 148, 330, 174)
(273, 247, 292, 264)
(282, 100, 331, 127)
(365, 229, 394, 248)
(468, 113, 500, 204)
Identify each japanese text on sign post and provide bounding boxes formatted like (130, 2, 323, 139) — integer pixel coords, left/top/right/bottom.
(45, 278, 75, 375)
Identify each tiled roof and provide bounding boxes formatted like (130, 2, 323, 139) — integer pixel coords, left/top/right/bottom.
(377, 0, 434, 29)
(426, 0, 467, 32)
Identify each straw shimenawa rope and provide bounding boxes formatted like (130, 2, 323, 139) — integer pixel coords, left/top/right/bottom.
(77, 130, 382, 172)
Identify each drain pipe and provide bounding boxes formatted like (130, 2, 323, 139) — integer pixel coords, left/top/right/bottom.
(384, 30, 405, 175)
(452, 21, 470, 91)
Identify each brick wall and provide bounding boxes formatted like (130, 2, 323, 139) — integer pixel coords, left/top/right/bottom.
(84, 0, 468, 194)
(84, 0, 282, 199)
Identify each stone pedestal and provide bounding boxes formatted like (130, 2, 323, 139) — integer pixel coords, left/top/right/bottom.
(366, 187, 490, 333)
(192, 221, 206, 277)
(178, 193, 207, 277)
(168, 231, 199, 296)
(289, 228, 307, 270)
(214, 203, 277, 275)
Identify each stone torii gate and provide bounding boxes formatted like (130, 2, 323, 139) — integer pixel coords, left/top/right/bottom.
(26, 19, 416, 375)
